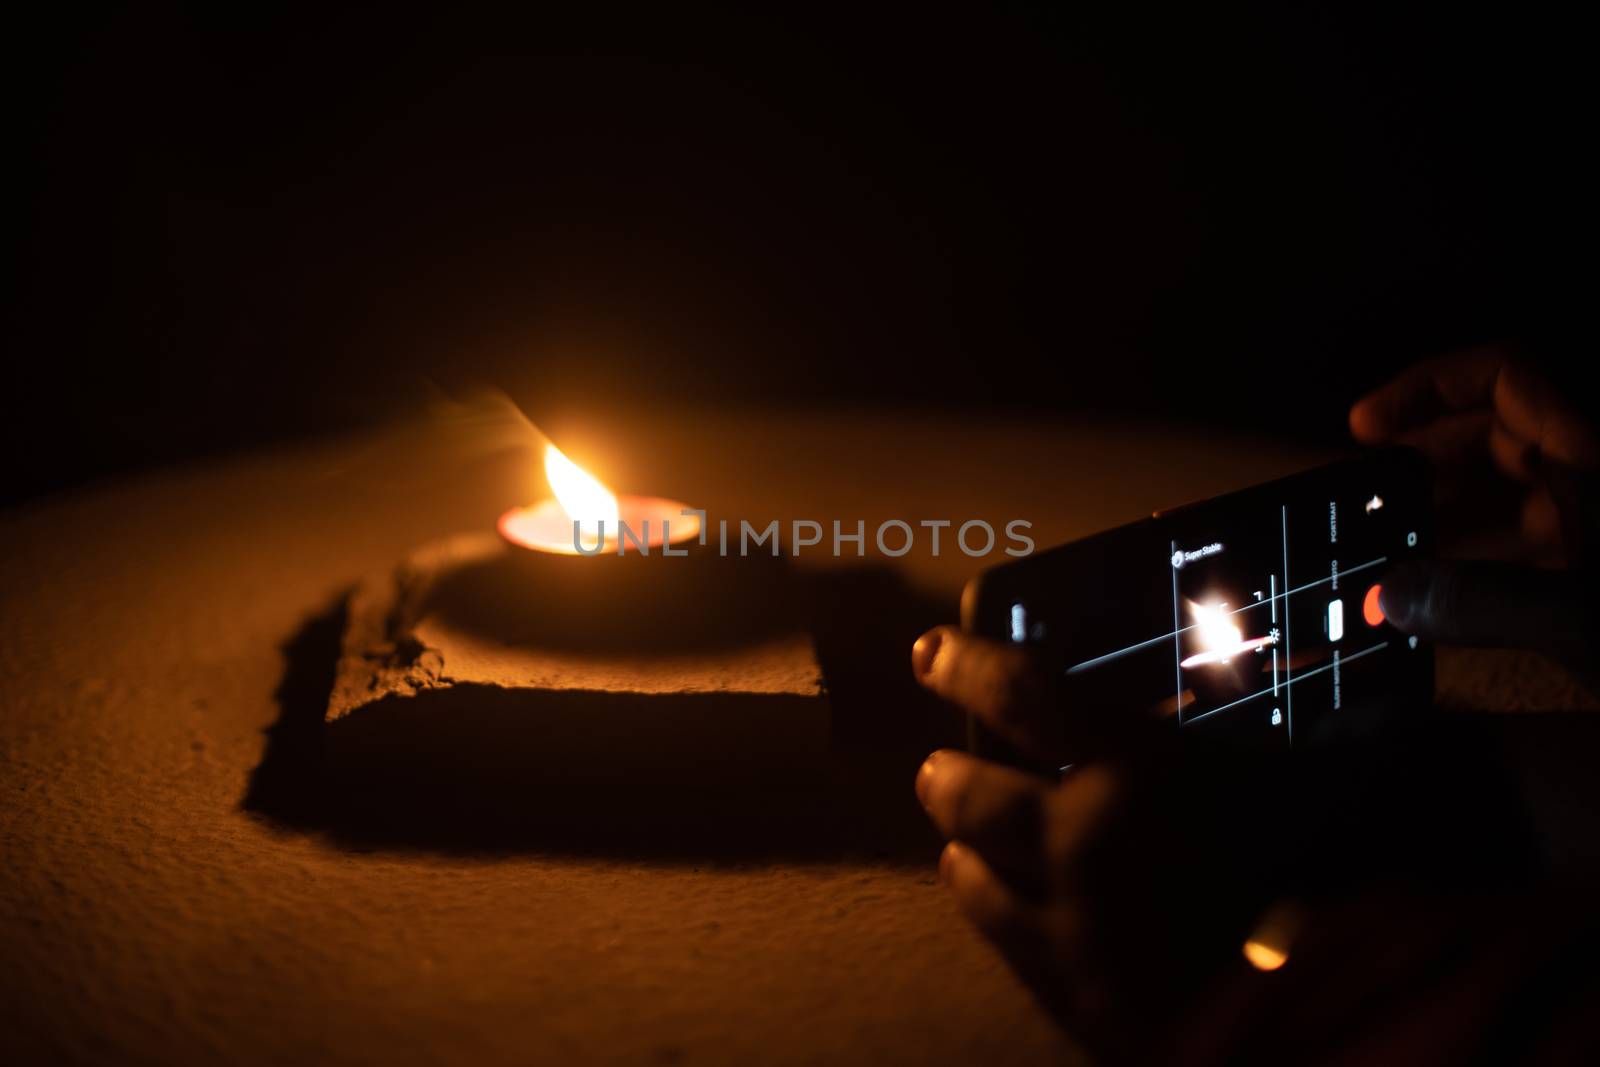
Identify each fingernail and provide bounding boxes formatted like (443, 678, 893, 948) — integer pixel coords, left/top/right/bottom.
(939, 841, 964, 884)
(911, 628, 944, 679)
(915, 751, 944, 810)
(1378, 562, 1427, 628)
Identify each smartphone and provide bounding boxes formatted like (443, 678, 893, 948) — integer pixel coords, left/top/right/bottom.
(961, 449, 1433, 766)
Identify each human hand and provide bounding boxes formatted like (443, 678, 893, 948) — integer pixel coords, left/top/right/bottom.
(1349, 345, 1598, 558)
(1350, 348, 1599, 662)
(910, 627, 1282, 1058)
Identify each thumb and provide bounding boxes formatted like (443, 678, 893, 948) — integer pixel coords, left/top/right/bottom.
(1379, 560, 1594, 658)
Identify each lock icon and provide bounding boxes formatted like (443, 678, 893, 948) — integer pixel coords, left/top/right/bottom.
(1271, 707, 1283, 726)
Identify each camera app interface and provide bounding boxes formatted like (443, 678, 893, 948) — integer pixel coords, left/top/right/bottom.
(1000, 457, 1430, 753)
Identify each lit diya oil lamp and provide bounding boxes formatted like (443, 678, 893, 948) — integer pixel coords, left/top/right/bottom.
(489, 438, 784, 644)
(498, 441, 702, 556)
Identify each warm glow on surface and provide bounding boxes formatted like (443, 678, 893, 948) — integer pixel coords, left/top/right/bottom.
(1242, 939, 1289, 971)
(544, 443, 620, 542)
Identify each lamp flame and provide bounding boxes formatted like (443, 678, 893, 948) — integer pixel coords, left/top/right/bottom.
(1180, 599, 1277, 669)
(1192, 600, 1244, 652)
(543, 443, 620, 543)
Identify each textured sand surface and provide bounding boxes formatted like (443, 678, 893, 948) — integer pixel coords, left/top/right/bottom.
(8, 410, 1509, 1065)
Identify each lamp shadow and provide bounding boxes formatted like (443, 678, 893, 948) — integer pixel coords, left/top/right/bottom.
(242, 566, 959, 862)
(422, 547, 800, 654)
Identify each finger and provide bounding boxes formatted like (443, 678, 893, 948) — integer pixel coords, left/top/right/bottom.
(1349, 346, 1507, 443)
(1378, 559, 1592, 657)
(1519, 486, 1564, 558)
(1395, 410, 1493, 467)
(1489, 418, 1540, 483)
(912, 626, 1059, 758)
(1038, 764, 1120, 875)
(916, 749, 1053, 882)
(939, 840, 1095, 1038)
(939, 840, 1051, 949)
(1493, 361, 1600, 469)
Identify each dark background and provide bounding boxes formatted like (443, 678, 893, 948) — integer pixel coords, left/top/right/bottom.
(7, 4, 1582, 506)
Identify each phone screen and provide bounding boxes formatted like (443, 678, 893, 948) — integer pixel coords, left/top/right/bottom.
(963, 450, 1433, 759)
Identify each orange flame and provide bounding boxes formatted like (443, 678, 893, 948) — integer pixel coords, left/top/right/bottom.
(543, 443, 619, 542)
